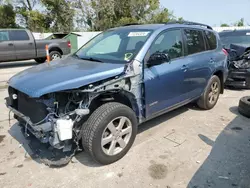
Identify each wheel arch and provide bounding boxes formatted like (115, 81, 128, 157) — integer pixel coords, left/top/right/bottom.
(88, 91, 140, 121)
(213, 70, 224, 94)
(49, 46, 63, 55)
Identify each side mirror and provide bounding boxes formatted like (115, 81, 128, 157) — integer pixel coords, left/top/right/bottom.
(147, 52, 170, 67)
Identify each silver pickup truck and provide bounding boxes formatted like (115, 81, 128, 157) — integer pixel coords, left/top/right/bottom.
(0, 29, 71, 63)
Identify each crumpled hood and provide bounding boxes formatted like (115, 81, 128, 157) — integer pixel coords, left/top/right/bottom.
(9, 56, 125, 97)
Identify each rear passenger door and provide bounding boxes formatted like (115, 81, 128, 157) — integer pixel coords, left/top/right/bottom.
(9, 30, 36, 60)
(182, 29, 212, 99)
(0, 30, 15, 62)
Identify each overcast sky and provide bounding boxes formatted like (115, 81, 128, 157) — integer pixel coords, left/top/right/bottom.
(160, 0, 250, 26)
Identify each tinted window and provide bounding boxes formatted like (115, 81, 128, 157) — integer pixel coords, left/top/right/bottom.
(184, 29, 205, 55)
(0, 31, 9, 41)
(149, 29, 183, 60)
(205, 31, 217, 50)
(9, 30, 30, 41)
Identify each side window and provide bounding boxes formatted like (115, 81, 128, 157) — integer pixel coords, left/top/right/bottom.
(9, 30, 30, 41)
(184, 29, 205, 55)
(204, 31, 217, 50)
(149, 29, 184, 60)
(0, 31, 9, 41)
(87, 35, 121, 55)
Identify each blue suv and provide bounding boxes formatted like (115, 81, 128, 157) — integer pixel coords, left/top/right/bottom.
(6, 21, 228, 165)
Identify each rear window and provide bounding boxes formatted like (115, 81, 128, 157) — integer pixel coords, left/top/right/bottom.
(219, 31, 250, 48)
(184, 29, 206, 55)
(204, 31, 217, 50)
(9, 30, 30, 41)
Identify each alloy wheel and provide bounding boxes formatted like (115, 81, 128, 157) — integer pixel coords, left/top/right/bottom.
(101, 116, 132, 156)
(51, 54, 61, 60)
(208, 81, 219, 105)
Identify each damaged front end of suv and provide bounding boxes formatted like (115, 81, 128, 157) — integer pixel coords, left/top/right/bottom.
(5, 26, 150, 166)
(225, 44, 250, 89)
(5, 59, 142, 166)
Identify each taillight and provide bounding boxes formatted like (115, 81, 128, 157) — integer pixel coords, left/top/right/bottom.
(222, 48, 228, 56)
(67, 41, 71, 48)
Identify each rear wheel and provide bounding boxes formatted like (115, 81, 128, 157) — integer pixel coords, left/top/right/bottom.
(197, 75, 221, 110)
(50, 51, 62, 61)
(81, 102, 137, 165)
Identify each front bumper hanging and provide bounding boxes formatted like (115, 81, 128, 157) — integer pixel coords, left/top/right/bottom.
(5, 97, 53, 142)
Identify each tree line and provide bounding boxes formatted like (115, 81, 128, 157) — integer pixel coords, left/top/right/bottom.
(0, 0, 183, 32)
(221, 18, 245, 27)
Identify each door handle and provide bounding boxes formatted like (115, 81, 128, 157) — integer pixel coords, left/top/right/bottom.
(8, 43, 13, 46)
(28, 43, 33, 45)
(181, 64, 188, 72)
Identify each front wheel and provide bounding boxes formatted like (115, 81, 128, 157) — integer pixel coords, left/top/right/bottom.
(197, 75, 221, 110)
(34, 57, 46, 63)
(81, 102, 138, 165)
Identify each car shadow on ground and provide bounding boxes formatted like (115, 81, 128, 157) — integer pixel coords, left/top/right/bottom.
(187, 110, 250, 188)
(0, 61, 37, 69)
(138, 105, 190, 134)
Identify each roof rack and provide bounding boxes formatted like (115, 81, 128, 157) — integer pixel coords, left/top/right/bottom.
(166, 20, 213, 30)
(122, 23, 141, 26)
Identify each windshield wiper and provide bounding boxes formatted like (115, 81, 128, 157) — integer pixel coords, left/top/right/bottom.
(72, 54, 103, 62)
(71, 54, 80, 59)
(79, 57, 103, 62)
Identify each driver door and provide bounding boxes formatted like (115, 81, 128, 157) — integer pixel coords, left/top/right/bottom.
(144, 29, 188, 117)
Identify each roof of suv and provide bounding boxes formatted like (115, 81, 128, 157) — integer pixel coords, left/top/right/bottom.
(111, 21, 213, 32)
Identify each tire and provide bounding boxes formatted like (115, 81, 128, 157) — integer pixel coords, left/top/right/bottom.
(238, 96, 250, 118)
(35, 58, 46, 63)
(81, 102, 138, 165)
(50, 51, 62, 61)
(197, 75, 221, 110)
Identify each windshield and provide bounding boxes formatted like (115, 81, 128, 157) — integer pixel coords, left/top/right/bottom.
(75, 29, 153, 63)
(220, 34, 250, 48)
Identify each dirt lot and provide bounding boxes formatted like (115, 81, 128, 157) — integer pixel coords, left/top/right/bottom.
(0, 62, 250, 188)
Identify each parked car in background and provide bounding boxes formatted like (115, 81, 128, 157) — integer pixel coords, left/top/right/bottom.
(219, 30, 250, 89)
(6, 21, 228, 166)
(0, 29, 71, 63)
(219, 29, 250, 48)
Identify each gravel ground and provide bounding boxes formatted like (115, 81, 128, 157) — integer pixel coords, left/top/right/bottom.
(0, 62, 249, 188)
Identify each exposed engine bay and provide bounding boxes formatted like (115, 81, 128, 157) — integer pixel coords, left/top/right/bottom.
(225, 44, 250, 88)
(5, 60, 142, 166)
